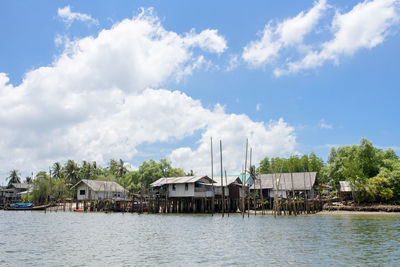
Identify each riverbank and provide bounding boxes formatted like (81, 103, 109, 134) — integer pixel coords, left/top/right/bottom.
(323, 203, 400, 212)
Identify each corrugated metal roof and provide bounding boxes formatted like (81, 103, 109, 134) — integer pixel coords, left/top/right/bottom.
(212, 176, 242, 187)
(255, 172, 317, 191)
(9, 183, 30, 189)
(339, 181, 352, 192)
(150, 176, 211, 186)
(71, 179, 127, 193)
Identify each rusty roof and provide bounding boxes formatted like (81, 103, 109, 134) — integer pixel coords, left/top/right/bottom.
(255, 172, 317, 191)
(212, 175, 242, 187)
(150, 176, 212, 186)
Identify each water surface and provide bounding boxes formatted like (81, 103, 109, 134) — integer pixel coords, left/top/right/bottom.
(1, 211, 399, 266)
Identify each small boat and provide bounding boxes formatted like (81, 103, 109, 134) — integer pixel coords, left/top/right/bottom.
(73, 209, 84, 212)
(9, 203, 33, 209)
(5, 203, 51, 211)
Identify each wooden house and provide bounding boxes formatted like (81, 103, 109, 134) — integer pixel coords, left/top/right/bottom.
(1, 183, 31, 201)
(71, 179, 128, 201)
(248, 172, 318, 199)
(151, 175, 214, 198)
(339, 181, 353, 200)
(212, 175, 245, 212)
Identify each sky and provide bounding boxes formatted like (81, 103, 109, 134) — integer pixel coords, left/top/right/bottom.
(1, 0, 400, 183)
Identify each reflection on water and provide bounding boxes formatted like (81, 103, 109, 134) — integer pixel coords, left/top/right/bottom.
(1, 211, 399, 266)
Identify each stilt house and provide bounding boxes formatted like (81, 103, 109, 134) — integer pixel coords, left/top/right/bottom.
(71, 179, 129, 201)
(151, 175, 214, 198)
(248, 172, 318, 199)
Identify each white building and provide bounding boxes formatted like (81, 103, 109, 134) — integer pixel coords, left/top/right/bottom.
(151, 176, 214, 198)
(71, 179, 128, 201)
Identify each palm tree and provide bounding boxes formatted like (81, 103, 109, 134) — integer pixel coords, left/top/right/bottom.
(52, 162, 62, 179)
(118, 159, 127, 178)
(7, 169, 21, 186)
(25, 176, 32, 184)
(64, 160, 79, 185)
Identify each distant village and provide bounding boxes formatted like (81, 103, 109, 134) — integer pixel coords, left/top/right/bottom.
(1, 171, 353, 214)
(1, 138, 400, 214)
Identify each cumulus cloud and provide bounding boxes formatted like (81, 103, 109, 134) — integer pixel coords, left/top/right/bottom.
(58, 6, 99, 27)
(242, 0, 327, 67)
(169, 118, 296, 175)
(278, 0, 400, 76)
(0, 9, 295, 178)
(243, 0, 400, 76)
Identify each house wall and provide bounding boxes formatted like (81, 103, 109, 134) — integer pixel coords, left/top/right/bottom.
(214, 186, 230, 197)
(168, 183, 195, 197)
(229, 184, 240, 199)
(77, 184, 127, 200)
(77, 184, 90, 200)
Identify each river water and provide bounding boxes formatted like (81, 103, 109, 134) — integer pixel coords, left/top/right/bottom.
(1, 211, 399, 266)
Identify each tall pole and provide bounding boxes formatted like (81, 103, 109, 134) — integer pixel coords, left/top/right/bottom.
(220, 140, 225, 217)
(48, 168, 52, 205)
(211, 137, 214, 215)
(258, 169, 264, 215)
(289, 158, 297, 216)
(251, 148, 257, 216)
(242, 139, 248, 218)
(225, 169, 229, 217)
(248, 147, 252, 217)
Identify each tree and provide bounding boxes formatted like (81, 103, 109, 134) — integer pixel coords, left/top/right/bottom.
(124, 159, 185, 193)
(259, 157, 271, 173)
(31, 171, 50, 204)
(79, 161, 92, 180)
(108, 159, 119, 177)
(64, 160, 79, 185)
(7, 169, 21, 186)
(52, 162, 63, 179)
(117, 159, 127, 178)
(24, 176, 32, 184)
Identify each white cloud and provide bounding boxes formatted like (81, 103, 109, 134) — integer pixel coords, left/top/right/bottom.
(277, 0, 400, 76)
(226, 54, 239, 71)
(0, 9, 295, 179)
(242, 0, 327, 67)
(58, 6, 99, 27)
(243, 0, 400, 76)
(169, 118, 296, 175)
(319, 119, 333, 129)
(256, 103, 261, 111)
(58, 6, 98, 27)
(277, 0, 328, 46)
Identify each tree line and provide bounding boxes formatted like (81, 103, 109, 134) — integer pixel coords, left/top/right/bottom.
(6, 158, 186, 204)
(5, 138, 400, 204)
(257, 138, 400, 204)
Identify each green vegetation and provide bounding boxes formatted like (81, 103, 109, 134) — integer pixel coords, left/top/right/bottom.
(258, 138, 400, 204)
(15, 158, 185, 204)
(258, 152, 324, 176)
(6, 169, 21, 186)
(7, 138, 400, 205)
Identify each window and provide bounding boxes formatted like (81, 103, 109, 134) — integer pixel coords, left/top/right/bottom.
(185, 183, 189, 191)
(172, 184, 176, 191)
(79, 190, 85, 195)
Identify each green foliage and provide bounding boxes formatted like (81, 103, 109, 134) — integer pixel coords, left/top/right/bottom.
(325, 138, 399, 190)
(258, 153, 325, 174)
(31, 171, 50, 204)
(353, 177, 394, 203)
(123, 159, 185, 193)
(7, 169, 21, 186)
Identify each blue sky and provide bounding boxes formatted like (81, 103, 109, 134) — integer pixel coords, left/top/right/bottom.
(1, 0, 399, 183)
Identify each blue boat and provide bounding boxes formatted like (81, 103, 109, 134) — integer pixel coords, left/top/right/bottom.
(9, 203, 34, 209)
